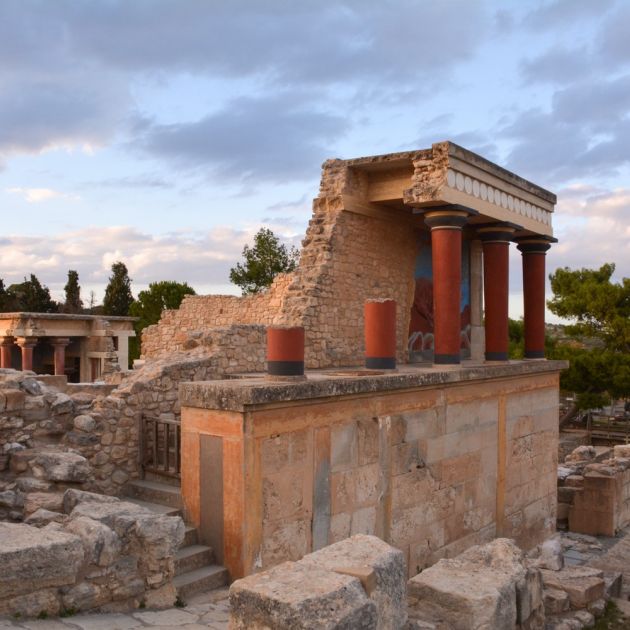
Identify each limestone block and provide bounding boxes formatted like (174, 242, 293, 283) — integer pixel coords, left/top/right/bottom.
(300, 534, 407, 630)
(73, 414, 97, 432)
(540, 567, 605, 609)
(229, 560, 378, 630)
(70, 500, 149, 535)
(65, 516, 122, 566)
(23, 491, 64, 516)
(0, 522, 83, 598)
(61, 581, 110, 610)
(31, 450, 91, 483)
(407, 538, 543, 630)
(51, 392, 74, 415)
(0, 588, 60, 617)
(63, 488, 120, 513)
(537, 536, 564, 571)
(24, 508, 65, 527)
(544, 588, 570, 615)
(613, 444, 630, 458)
(133, 513, 185, 561)
(20, 377, 43, 395)
(3, 389, 25, 411)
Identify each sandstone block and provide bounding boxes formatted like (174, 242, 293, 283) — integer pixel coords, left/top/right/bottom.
(407, 538, 543, 630)
(0, 522, 83, 598)
(230, 560, 378, 629)
(300, 534, 407, 629)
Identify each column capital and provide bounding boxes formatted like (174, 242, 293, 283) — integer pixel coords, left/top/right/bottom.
(516, 235, 556, 254)
(15, 336, 38, 349)
(0, 336, 14, 348)
(50, 337, 71, 347)
(477, 222, 520, 244)
(423, 206, 478, 231)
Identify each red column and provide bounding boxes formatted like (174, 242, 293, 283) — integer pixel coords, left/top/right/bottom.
(479, 224, 517, 361)
(51, 337, 70, 376)
(0, 337, 14, 369)
(266, 326, 305, 376)
(17, 337, 37, 372)
(517, 238, 552, 359)
(424, 209, 471, 365)
(364, 299, 396, 369)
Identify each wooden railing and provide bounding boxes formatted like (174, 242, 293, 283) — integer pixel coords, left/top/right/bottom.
(139, 415, 181, 478)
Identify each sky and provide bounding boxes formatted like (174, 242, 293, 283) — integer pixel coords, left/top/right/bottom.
(0, 0, 628, 320)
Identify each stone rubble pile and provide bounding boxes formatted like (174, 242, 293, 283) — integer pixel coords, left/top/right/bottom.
(0, 488, 184, 618)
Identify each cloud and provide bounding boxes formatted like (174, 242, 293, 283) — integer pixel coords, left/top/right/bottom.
(135, 94, 349, 184)
(6, 187, 80, 203)
(0, 224, 299, 301)
(520, 46, 593, 86)
(523, 0, 616, 30)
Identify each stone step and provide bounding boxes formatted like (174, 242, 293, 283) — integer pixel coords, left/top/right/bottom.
(143, 471, 182, 488)
(184, 525, 198, 547)
(173, 565, 229, 601)
(123, 479, 183, 509)
(175, 544, 215, 576)
(123, 497, 182, 518)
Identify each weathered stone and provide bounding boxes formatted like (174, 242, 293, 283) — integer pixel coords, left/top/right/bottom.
(23, 491, 64, 515)
(565, 446, 596, 463)
(15, 476, 51, 492)
(0, 522, 83, 598)
(51, 392, 74, 415)
(300, 534, 407, 629)
(70, 500, 147, 535)
(540, 566, 605, 609)
(63, 488, 120, 513)
(544, 588, 570, 615)
(0, 490, 18, 508)
(61, 581, 110, 610)
(407, 538, 543, 630)
(20, 377, 43, 395)
(32, 450, 91, 483)
(133, 513, 185, 561)
(3, 389, 25, 411)
(0, 588, 60, 617)
(74, 414, 97, 432)
(588, 598, 606, 617)
(24, 508, 65, 527)
(230, 560, 378, 629)
(572, 609, 595, 627)
(537, 536, 564, 571)
(65, 516, 122, 566)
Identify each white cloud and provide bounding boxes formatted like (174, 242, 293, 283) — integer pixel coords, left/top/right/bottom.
(6, 187, 80, 203)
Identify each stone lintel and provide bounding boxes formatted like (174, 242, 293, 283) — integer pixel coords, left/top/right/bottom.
(179, 360, 568, 412)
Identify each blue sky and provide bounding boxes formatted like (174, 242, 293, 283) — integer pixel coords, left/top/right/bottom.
(0, 0, 628, 319)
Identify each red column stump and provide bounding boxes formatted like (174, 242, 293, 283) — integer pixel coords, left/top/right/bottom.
(51, 337, 71, 376)
(266, 327, 305, 376)
(364, 299, 397, 370)
(0, 337, 14, 369)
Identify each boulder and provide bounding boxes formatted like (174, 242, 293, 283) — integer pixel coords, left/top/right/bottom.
(565, 446, 596, 463)
(51, 392, 73, 415)
(230, 560, 378, 630)
(24, 508, 65, 527)
(23, 491, 64, 516)
(20, 377, 43, 395)
(407, 538, 544, 630)
(73, 414, 97, 432)
(0, 522, 83, 598)
(300, 534, 407, 629)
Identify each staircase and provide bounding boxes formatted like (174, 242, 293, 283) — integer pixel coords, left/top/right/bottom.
(123, 478, 228, 600)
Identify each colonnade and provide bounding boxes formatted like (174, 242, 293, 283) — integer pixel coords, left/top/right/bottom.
(423, 207, 554, 365)
(0, 336, 70, 374)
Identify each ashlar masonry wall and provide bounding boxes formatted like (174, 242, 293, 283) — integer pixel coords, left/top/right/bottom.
(179, 361, 562, 579)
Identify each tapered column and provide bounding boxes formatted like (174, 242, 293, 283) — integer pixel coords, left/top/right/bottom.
(478, 224, 517, 361)
(51, 337, 70, 376)
(424, 209, 471, 365)
(517, 238, 552, 359)
(364, 299, 396, 369)
(16, 337, 37, 372)
(0, 337, 14, 369)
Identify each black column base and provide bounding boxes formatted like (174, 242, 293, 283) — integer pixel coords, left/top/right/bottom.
(434, 353, 460, 365)
(524, 351, 545, 359)
(485, 351, 509, 361)
(267, 360, 305, 376)
(365, 356, 396, 370)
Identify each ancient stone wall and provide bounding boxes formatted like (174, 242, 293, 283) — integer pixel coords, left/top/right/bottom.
(141, 160, 419, 368)
(0, 489, 183, 617)
(558, 444, 630, 537)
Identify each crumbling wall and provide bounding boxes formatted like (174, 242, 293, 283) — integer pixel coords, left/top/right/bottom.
(141, 158, 419, 368)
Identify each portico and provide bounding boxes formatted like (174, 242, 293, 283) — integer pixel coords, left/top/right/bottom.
(0, 313, 136, 381)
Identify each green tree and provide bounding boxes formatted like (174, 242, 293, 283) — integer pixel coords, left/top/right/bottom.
(548, 263, 630, 414)
(0, 279, 17, 311)
(103, 262, 134, 316)
(229, 228, 299, 295)
(128, 281, 196, 364)
(62, 270, 83, 314)
(7, 275, 58, 312)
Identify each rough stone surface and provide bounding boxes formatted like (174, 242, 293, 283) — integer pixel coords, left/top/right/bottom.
(539, 566, 605, 609)
(300, 534, 407, 629)
(230, 561, 378, 630)
(407, 538, 544, 629)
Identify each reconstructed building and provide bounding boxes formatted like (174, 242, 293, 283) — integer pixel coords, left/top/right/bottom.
(138, 141, 567, 579)
(0, 312, 136, 381)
